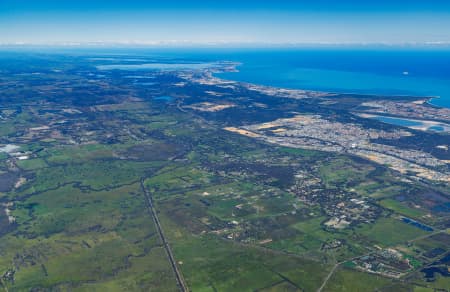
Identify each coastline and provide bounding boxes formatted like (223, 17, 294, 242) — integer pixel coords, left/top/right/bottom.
(212, 65, 445, 108)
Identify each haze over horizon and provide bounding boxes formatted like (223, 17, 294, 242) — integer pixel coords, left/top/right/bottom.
(2, 0, 450, 46)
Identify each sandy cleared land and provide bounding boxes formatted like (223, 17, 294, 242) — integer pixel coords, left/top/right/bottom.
(224, 127, 261, 138)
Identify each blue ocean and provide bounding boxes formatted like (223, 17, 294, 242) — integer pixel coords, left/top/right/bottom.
(201, 48, 450, 109)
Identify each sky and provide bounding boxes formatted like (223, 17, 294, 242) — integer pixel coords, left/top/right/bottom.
(1, 0, 450, 46)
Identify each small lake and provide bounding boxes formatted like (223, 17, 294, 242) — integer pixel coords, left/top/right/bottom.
(422, 267, 450, 280)
(153, 96, 173, 102)
(374, 116, 423, 127)
(401, 217, 433, 232)
(365, 115, 450, 132)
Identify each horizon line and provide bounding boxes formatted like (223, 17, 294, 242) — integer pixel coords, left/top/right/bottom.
(1, 40, 450, 48)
